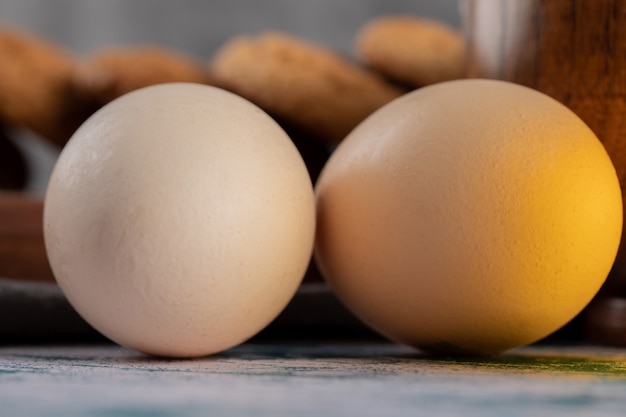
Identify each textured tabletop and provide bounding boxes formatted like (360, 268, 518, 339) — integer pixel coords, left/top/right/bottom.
(2, 342, 626, 417)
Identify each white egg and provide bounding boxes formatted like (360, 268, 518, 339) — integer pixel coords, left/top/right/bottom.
(44, 83, 315, 358)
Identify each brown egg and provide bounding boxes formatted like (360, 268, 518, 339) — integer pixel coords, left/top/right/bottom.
(315, 79, 622, 355)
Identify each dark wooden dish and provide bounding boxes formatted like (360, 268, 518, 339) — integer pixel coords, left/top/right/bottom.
(0, 193, 55, 282)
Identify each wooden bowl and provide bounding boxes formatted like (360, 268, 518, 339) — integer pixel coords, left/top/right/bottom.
(0, 192, 55, 282)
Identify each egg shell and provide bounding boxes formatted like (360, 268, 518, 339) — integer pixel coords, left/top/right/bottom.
(315, 79, 623, 355)
(44, 83, 316, 358)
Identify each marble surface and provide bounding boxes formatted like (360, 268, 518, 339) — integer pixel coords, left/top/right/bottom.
(2, 342, 626, 417)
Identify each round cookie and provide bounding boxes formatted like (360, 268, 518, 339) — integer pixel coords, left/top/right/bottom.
(356, 16, 465, 87)
(0, 27, 96, 146)
(210, 32, 404, 143)
(75, 46, 213, 104)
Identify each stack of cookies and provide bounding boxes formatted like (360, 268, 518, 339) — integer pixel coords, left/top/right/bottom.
(0, 15, 464, 192)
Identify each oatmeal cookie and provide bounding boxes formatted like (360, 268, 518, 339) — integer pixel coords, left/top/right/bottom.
(0, 27, 96, 146)
(211, 32, 404, 143)
(356, 16, 464, 87)
(75, 46, 213, 104)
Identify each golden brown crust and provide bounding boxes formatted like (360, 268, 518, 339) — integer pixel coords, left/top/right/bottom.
(0, 27, 95, 146)
(210, 32, 404, 142)
(356, 16, 465, 87)
(75, 46, 213, 104)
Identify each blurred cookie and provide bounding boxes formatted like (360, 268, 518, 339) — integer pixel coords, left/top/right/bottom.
(211, 32, 404, 142)
(0, 27, 96, 146)
(0, 124, 28, 190)
(356, 16, 464, 87)
(75, 46, 213, 104)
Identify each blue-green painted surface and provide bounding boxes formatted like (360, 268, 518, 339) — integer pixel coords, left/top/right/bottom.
(1, 343, 626, 417)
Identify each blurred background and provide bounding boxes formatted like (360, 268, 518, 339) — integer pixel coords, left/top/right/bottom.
(1, 0, 460, 195)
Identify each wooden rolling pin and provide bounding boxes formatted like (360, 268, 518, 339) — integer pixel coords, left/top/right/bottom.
(0, 192, 55, 282)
